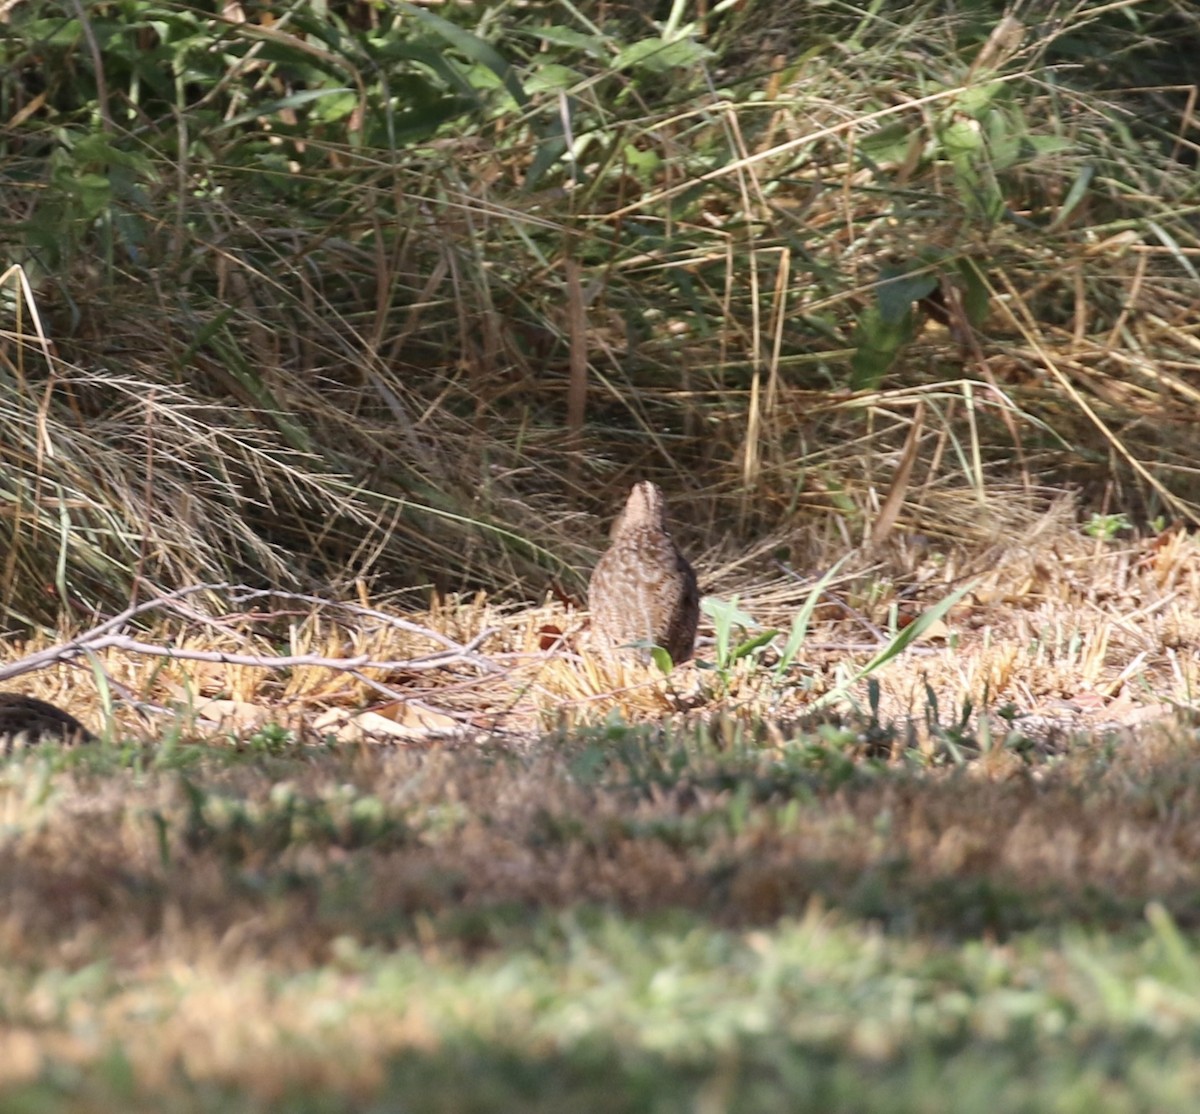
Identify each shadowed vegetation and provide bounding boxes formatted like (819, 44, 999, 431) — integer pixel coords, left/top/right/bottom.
(1, 0, 1198, 622)
(1, 716, 1200, 1108)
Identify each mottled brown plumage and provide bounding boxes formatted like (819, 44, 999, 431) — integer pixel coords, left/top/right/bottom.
(588, 482, 699, 664)
(0, 693, 95, 753)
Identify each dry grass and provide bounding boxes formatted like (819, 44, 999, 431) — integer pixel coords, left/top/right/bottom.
(3, 2, 1199, 625)
(0, 696, 1199, 1103)
(3, 715, 1198, 960)
(6, 484, 1195, 749)
(0, 498, 1195, 1107)
(2, 491, 1198, 949)
(2, 3, 1200, 1105)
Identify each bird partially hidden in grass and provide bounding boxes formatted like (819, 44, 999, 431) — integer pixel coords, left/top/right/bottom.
(0, 693, 95, 753)
(588, 481, 699, 666)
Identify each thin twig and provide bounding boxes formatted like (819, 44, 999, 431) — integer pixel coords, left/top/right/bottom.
(0, 583, 502, 685)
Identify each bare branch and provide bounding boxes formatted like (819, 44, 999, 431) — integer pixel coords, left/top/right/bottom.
(0, 583, 502, 686)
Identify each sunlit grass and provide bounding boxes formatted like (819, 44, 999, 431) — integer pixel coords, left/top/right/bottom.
(4, 723, 1200, 1109)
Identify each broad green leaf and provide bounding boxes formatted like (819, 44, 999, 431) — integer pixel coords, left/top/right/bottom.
(650, 646, 674, 675)
(531, 27, 610, 58)
(701, 594, 755, 671)
(1025, 135, 1072, 156)
(614, 36, 710, 74)
(624, 144, 662, 174)
(859, 122, 916, 164)
(525, 64, 585, 94)
(850, 306, 914, 390)
(955, 81, 1004, 119)
(371, 41, 479, 99)
(396, 2, 529, 108)
(877, 269, 938, 324)
(370, 97, 471, 146)
(70, 173, 114, 220)
(311, 90, 359, 123)
(986, 107, 1022, 171)
(701, 596, 757, 630)
(219, 87, 355, 131)
(939, 118, 983, 157)
(956, 258, 990, 326)
(17, 17, 81, 45)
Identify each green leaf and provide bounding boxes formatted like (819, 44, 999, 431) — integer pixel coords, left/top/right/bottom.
(530, 27, 610, 58)
(732, 629, 779, 662)
(283, 8, 352, 52)
(71, 173, 114, 220)
(775, 557, 849, 678)
(525, 120, 568, 187)
(1025, 135, 1072, 156)
(372, 41, 480, 100)
(311, 90, 360, 124)
(939, 118, 983, 158)
(955, 259, 990, 326)
(1147, 221, 1200, 283)
(18, 17, 81, 46)
(815, 584, 975, 710)
(614, 36, 710, 74)
(71, 132, 154, 174)
(701, 596, 757, 630)
(624, 144, 662, 175)
(955, 81, 1004, 119)
(700, 594, 756, 672)
(219, 87, 355, 131)
(859, 122, 916, 165)
(525, 64, 585, 94)
(877, 269, 938, 324)
(986, 107, 1022, 171)
(396, 2, 529, 108)
(850, 307, 914, 390)
(1049, 165, 1094, 229)
(650, 646, 675, 675)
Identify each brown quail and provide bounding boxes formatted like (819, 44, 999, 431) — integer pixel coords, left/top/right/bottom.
(0, 693, 95, 753)
(588, 481, 699, 664)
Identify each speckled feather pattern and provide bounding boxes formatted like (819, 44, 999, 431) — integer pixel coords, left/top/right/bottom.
(0, 693, 95, 753)
(588, 482, 699, 664)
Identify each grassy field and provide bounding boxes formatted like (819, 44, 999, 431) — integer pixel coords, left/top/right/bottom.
(0, 508, 1193, 1109)
(3, 708, 1200, 1112)
(2, 469, 1200, 1111)
(4, 0, 1200, 1108)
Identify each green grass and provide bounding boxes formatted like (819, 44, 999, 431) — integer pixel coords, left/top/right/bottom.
(6, 894, 1200, 1112)
(3, 720, 1200, 1109)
